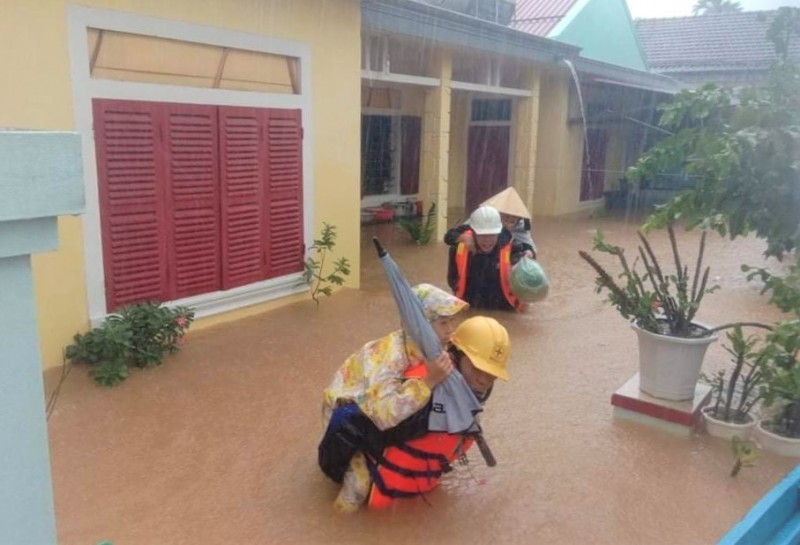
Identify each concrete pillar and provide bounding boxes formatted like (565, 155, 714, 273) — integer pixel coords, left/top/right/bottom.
(420, 49, 452, 238)
(0, 131, 85, 545)
(532, 70, 583, 216)
(512, 67, 542, 216)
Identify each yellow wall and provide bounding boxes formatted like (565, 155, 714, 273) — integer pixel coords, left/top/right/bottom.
(512, 67, 541, 215)
(532, 68, 585, 216)
(361, 84, 426, 117)
(0, 0, 362, 370)
(447, 91, 469, 221)
(419, 50, 453, 238)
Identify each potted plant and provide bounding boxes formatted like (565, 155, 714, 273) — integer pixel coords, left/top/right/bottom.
(702, 325, 766, 440)
(579, 224, 719, 401)
(398, 202, 437, 245)
(754, 320, 800, 456)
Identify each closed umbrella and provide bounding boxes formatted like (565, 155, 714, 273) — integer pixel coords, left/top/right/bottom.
(372, 237, 482, 434)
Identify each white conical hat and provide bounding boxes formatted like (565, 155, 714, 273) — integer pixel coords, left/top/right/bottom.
(480, 187, 531, 220)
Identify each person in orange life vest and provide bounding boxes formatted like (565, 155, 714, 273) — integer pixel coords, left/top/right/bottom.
(318, 285, 508, 513)
(365, 316, 510, 510)
(444, 205, 533, 311)
(319, 284, 469, 513)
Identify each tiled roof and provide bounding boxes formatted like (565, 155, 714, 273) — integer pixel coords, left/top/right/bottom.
(510, 0, 579, 36)
(635, 10, 800, 73)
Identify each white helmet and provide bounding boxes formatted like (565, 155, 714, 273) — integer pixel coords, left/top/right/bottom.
(470, 206, 502, 235)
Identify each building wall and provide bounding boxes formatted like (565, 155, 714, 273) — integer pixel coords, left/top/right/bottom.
(361, 85, 426, 116)
(447, 91, 470, 221)
(512, 68, 542, 216)
(550, 0, 647, 71)
(0, 0, 361, 370)
(532, 68, 584, 216)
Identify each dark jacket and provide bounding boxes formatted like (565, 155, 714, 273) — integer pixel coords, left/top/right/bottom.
(444, 225, 530, 311)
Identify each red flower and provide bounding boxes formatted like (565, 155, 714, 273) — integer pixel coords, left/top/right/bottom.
(176, 316, 188, 328)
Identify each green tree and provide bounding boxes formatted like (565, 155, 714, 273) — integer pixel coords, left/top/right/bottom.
(629, 8, 800, 435)
(692, 0, 743, 16)
(632, 8, 800, 261)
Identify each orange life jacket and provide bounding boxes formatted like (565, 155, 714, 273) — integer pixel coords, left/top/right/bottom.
(453, 229, 522, 311)
(366, 363, 474, 509)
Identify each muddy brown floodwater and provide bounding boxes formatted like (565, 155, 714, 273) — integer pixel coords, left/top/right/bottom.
(48, 215, 797, 545)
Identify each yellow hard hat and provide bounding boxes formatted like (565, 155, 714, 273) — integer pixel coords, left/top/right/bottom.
(450, 316, 510, 381)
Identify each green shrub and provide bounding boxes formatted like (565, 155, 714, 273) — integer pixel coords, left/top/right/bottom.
(398, 202, 437, 245)
(65, 302, 194, 387)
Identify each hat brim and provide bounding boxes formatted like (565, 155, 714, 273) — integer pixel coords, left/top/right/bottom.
(480, 187, 531, 220)
(471, 355, 509, 381)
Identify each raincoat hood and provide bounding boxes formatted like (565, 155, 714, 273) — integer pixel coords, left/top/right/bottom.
(411, 283, 469, 322)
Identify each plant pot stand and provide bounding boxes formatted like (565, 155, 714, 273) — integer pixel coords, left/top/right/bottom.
(611, 373, 712, 436)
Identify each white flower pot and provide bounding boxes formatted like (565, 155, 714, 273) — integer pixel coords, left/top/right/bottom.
(632, 321, 718, 402)
(755, 420, 800, 457)
(702, 407, 756, 440)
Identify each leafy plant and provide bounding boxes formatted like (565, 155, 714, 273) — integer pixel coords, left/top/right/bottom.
(578, 223, 718, 337)
(742, 263, 800, 316)
(65, 302, 194, 387)
(759, 320, 800, 437)
(65, 317, 132, 366)
(117, 303, 193, 367)
(704, 326, 767, 423)
(303, 222, 351, 307)
(730, 436, 759, 477)
(632, 9, 800, 262)
(628, 8, 800, 438)
(398, 202, 437, 245)
(90, 361, 130, 388)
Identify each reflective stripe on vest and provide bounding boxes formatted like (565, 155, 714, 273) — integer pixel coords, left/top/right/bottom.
(453, 232, 521, 311)
(366, 363, 474, 509)
(498, 245, 522, 311)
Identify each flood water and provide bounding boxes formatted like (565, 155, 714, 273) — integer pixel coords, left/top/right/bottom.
(47, 215, 797, 544)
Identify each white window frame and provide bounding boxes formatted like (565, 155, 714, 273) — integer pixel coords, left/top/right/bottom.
(67, 6, 314, 326)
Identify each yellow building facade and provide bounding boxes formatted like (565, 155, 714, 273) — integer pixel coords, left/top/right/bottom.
(2, 0, 362, 370)
(3, 0, 675, 371)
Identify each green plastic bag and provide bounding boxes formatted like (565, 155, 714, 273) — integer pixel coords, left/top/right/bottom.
(510, 257, 549, 303)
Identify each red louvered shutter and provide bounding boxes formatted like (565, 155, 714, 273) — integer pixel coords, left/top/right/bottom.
(163, 104, 222, 299)
(264, 109, 304, 278)
(218, 106, 267, 289)
(93, 99, 169, 312)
